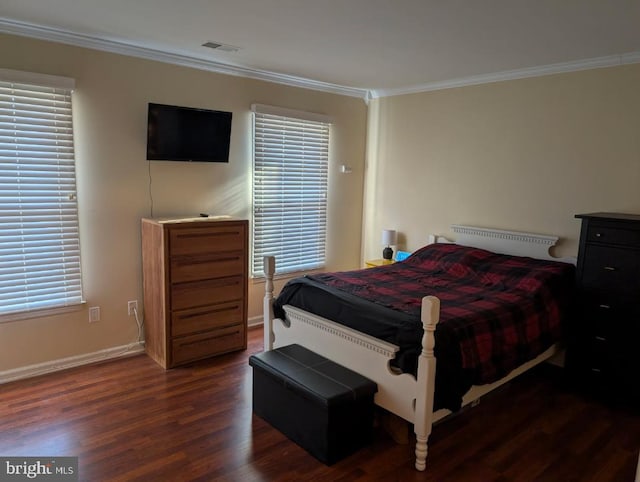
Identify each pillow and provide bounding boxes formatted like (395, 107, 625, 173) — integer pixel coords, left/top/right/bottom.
(403, 243, 492, 277)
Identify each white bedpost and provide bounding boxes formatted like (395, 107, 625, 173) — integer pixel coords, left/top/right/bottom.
(263, 256, 276, 351)
(414, 295, 440, 471)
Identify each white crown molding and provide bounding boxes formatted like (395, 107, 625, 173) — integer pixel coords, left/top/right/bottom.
(0, 17, 370, 101)
(0, 342, 145, 384)
(2, 17, 638, 103)
(370, 51, 640, 99)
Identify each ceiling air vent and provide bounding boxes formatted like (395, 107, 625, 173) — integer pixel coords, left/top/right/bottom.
(202, 41, 240, 53)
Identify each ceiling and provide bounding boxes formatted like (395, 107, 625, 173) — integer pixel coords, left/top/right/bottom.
(1, 0, 639, 99)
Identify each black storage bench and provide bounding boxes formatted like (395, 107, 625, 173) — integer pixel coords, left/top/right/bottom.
(249, 344, 378, 465)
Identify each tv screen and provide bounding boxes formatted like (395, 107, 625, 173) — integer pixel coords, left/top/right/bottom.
(146, 103, 232, 162)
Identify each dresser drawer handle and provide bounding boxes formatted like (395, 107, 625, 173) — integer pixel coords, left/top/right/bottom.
(594, 336, 607, 342)
(598, 304, 610, 309)
(591, 368, 602, 373)
(595, 232, 602, 237)
(603, 266, 616, 271)
(176, 255, 240, 267)
(180, 329, 241, 347)
(179, 305, 240, 320)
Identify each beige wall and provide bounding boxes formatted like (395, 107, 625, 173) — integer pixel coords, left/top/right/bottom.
(3, 31, 639, 376)
(0, 33, 367, 372)
(363, 64, 640, 261)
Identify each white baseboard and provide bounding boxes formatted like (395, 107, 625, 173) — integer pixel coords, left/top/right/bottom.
(248, 315, 263, 327)
(0, 341, 146, 385)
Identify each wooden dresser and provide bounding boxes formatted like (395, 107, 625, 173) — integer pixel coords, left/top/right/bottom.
(567, 212, 640, 402)
(141, 217, 248, 369)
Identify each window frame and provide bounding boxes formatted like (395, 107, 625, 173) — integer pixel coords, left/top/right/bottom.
(0, 68, 83, 321)
(251, 104, 332, 279)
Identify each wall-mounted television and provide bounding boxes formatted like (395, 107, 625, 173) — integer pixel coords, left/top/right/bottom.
(146, 103, 232, 162)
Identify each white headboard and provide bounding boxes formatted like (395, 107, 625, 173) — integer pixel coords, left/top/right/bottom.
(428, 224, 576, 265)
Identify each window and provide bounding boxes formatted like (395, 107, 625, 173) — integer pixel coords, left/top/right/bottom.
(0, 69, 82, 318)
(251, 104, 331, 277)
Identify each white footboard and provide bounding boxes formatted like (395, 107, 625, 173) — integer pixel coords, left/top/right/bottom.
(262, 256, 438, 471)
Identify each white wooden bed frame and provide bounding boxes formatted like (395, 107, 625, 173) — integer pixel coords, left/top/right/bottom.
(262, 225, 575, 471)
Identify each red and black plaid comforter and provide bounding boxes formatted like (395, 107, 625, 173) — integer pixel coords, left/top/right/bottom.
(274, 243, 574, 410)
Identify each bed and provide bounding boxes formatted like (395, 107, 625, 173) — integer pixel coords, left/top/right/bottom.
(262, 225, 576, 471)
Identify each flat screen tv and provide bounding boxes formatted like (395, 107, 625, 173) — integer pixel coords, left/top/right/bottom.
(146, 103, 232, 162)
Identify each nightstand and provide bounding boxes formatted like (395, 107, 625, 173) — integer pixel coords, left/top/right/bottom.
(566, 212, 640, 402)
(365, 259, 395, 268)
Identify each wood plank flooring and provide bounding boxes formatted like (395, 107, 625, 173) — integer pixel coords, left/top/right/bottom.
(1, 326, 638, 481)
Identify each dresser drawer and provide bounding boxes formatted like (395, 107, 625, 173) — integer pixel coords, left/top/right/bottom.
(171, 276, 244, 310)
(171, 301, 244, 337)
(580, 244, 640, 292)
(579, 304, 639, 353)
(172, 324, 245, 365)
(579, 297, 637, 329)
(169, 224, 246, 256)
(587, 224, 640, 247)
(171, 252, 245, 283)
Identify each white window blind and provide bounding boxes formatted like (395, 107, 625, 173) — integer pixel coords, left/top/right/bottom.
(252, 104, 331, 277)
(0, 71, 82, 318)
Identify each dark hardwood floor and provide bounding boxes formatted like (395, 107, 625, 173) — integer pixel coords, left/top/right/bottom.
(1, 326, 638, 481)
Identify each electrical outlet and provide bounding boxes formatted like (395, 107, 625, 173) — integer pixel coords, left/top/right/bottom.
(89, 306, 100, 323)
(128, 300, 138, 316)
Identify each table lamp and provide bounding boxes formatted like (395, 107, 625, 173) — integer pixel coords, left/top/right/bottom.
(382, 229, 397, 260)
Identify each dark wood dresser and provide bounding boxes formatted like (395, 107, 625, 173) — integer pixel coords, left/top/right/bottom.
(567, 212, 640, 402)
(141, 217, 248, 369)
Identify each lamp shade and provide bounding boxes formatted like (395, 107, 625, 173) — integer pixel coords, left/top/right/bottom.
(381, 229, 397, 246)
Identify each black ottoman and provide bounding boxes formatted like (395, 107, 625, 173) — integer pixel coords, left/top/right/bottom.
(249, 344, 378, 465)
